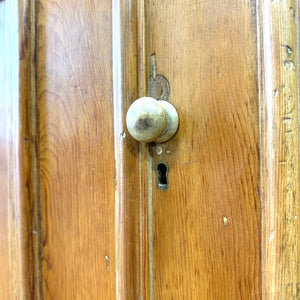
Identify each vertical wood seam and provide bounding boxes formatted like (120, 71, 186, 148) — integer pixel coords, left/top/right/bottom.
(112, 1, 125, 299)
(30, 0, 44, 298)
(137, 0, 152, 299)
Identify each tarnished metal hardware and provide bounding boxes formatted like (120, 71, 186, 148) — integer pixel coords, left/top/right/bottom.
(126, 97, 179, 143)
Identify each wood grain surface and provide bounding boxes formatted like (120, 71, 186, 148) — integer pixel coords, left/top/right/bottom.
(0, 0, 37, 298)
(114, 0, 145, 299)
(1, 0, 300, 299)
(39, 1, 116, 298)
(258, 1, 300, 298)
(149, 0, 261, 298)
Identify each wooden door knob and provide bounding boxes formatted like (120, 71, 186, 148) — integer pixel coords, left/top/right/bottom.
(126, 97, 179, 143)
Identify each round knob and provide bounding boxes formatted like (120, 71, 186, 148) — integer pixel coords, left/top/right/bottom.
(126, 97, 179, 143)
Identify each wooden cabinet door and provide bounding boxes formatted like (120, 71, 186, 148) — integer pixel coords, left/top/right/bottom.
(1, 0, 299, 299)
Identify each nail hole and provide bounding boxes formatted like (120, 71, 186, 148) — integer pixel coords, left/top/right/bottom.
(156, 162, 169, 191)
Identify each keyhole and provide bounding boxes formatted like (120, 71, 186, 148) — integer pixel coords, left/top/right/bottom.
(156, 162, 169, 191)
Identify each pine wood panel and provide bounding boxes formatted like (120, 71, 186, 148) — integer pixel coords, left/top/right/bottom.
(39, 1, 116, 298)
(149, 1, 261, 298)
(1, 1, 299, 299)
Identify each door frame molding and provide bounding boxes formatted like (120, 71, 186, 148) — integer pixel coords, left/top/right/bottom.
(258, 1, 300, 298)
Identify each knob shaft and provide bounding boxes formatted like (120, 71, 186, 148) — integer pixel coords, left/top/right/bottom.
(126, 97, 179, 143)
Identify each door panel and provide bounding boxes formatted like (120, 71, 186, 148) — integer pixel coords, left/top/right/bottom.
(1, 0, 300, 299)
(150, 1, 260, 298)
(39, 1, 116, 298)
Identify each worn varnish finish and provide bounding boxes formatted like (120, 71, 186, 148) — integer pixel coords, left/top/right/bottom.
(150, 0, 261, 298)
(2, 0, 300, 299)
(113, 1, 144, 299)
(0, 0, 38, 298)
(39, 1, 116, 298)
(259, 1, 300, 298)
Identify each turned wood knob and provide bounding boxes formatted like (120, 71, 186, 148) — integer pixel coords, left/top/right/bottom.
(126, 97, 179, 143)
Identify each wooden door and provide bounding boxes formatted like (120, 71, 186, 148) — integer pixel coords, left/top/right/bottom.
(1, 0, 300, 299)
